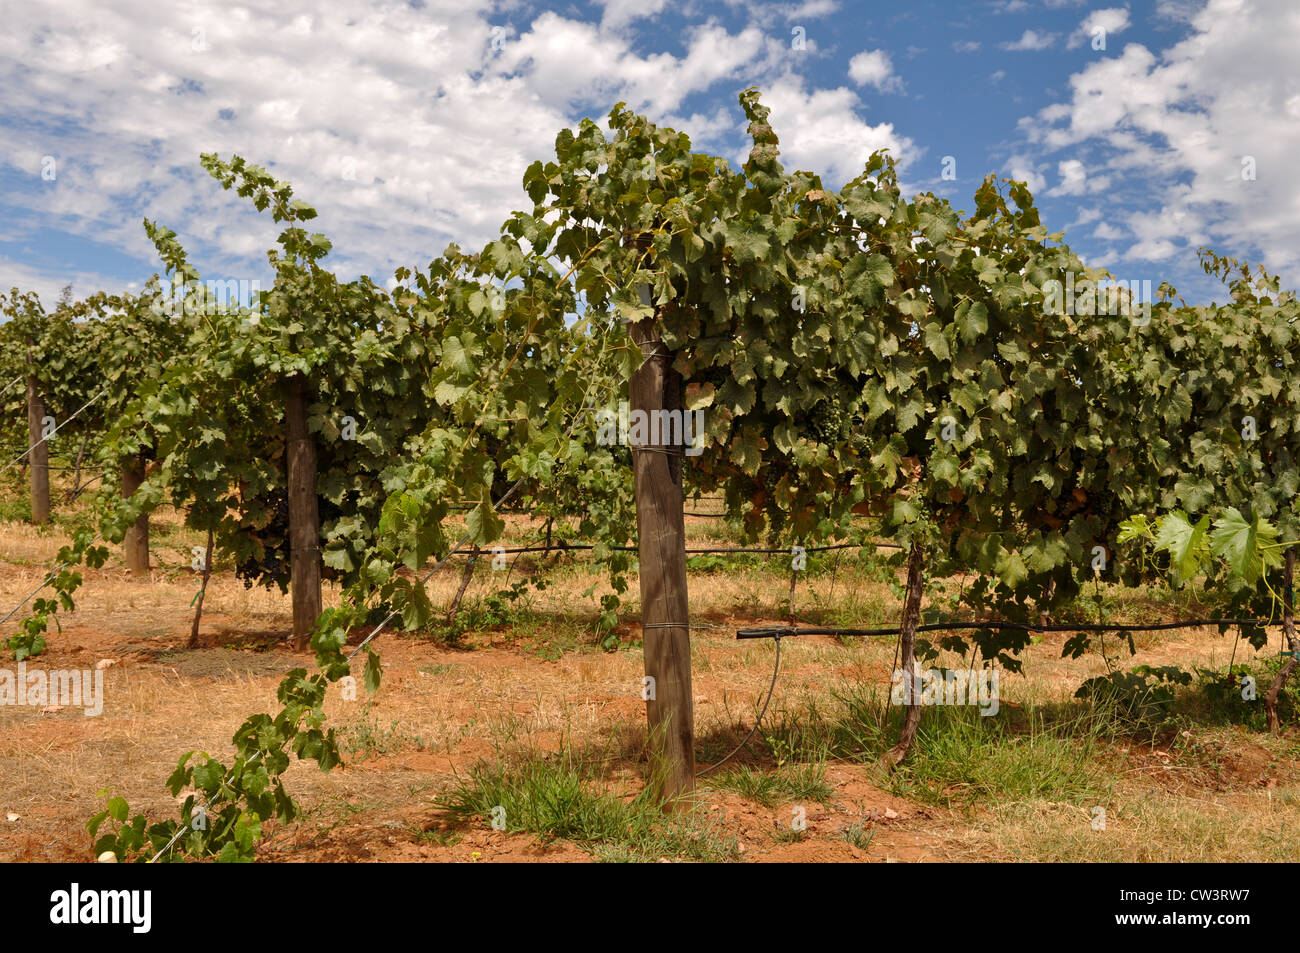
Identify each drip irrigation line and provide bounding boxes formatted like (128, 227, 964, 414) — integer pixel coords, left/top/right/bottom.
(462, 540, 900, 556)
(736, 617, 1287, 640)
(0, 375, 25, 400)
(697, 636, 783, 777)
(66, 471, 105, 502)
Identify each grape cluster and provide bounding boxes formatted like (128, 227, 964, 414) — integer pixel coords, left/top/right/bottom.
(234, 490, 290, 591)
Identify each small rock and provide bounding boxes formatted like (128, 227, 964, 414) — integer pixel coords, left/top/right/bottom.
(883, 808, 899, 820)
(455, 679, 465, 686)
(6, 812, 19, 822)
(39, 705, 64, 714)
(95, 659, 116, 671)
(97, 851, 117, 863)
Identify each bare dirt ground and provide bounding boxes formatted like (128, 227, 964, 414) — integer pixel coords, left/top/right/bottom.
(2, 502, 1299, 863)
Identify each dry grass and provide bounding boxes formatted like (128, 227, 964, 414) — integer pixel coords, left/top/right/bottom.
(0, 482, 1297, 862)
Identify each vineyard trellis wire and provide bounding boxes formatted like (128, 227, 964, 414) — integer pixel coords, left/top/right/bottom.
(8, 84, 1300, 860)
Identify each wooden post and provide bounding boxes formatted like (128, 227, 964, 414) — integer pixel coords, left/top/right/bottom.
(25, 349, 50, 525)
(629, 284, 694, 803)
(886, 539, 926, 765)
(286, 373, 322, 649)
(121, 456, 150, 575)
(1265, 548, 1296, 733)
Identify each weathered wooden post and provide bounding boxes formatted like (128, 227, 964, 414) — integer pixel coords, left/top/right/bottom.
(285, 373, 322, 648)
(629, 279, 694, 802)
(25, 344, 50, 525)
(121, 455, 150, 574)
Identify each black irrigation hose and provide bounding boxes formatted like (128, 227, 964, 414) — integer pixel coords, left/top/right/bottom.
(461, 541, 901, 556)
(696, 636, 783, 777)
(736, 618, 1288, 640)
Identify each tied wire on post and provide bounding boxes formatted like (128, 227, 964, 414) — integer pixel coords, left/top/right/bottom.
(0, 386, 109, 481)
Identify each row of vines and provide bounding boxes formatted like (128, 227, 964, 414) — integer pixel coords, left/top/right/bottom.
(2, 88, 1298, 859)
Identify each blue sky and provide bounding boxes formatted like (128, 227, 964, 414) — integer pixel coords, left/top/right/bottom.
(1, 0, 1293, 307)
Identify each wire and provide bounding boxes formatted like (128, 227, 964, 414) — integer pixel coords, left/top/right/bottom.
(0, 375, 25, 400)
(697, 636, 783, 777)
(0, 534, 103, 625)
(736, 617, 1286, 640)
(345, 478, 526, 663)
(467, 540, 899, 556)
(0, 387, 108, 481)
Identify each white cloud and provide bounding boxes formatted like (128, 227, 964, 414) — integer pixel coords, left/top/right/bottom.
(783, 0, 839, 19)
(1048, 158, 1110, 195)
(847, 49, 902, 92)
(953, 40, 981, 53)
(597, 0, 672, 30)
(1093, 222, 1126, 240)
(1068, 7, 1132, 49)
(750, 77, 917, 185)
(1005, 155, 1047, 193)
(1000, 29, 1058, 51)
(1051, 159, 1089, 195)
(1154, 0, 1203, 23)
(0, 1, 787, 294)
(1018, 0, 1300, 286)
(0, 256, 124, 307)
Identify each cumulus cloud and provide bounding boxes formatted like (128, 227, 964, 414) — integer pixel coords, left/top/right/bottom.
(1067, 7, 1132, 49)
(1001, 29, 1058, 50)
(748, 76, 917, 186)
(1017, 0, 1300, 283)
(1005, 155, 1047, 193)
(0, 1, 795, 294)
(1048, 158, 1110, 196)
(783, 0, 840, 19)
(847, 49, 902, 92)
(597, 0, 672, 30)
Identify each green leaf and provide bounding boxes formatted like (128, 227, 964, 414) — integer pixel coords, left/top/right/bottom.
(923, 322, 949, 360)
(1116, 515, 1151, 545)
(1210, 508, 1279, 583)
(995, 549, 1028, 590)
(364, 649, 383, 693)
(958, 300, 988, 344)
(1153, 511, 1210, 580)
(465, 501, 505, 545)
(107, 796, 128, 823)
